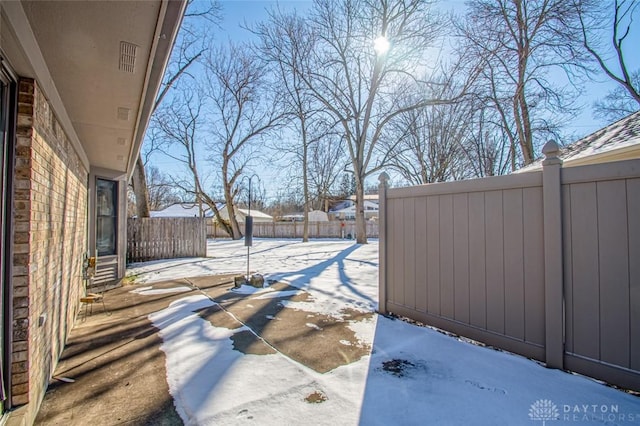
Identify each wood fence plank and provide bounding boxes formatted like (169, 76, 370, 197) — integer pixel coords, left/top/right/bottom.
(453, 193, 470, 324)
(523, 186, 544, 346)
(570, 182, 600, 360)
(426, 196, 440, 314)
(391, 199, 405, 305)
(562, 184, 574, 353)
(597, 180, 630, 367)
(629, 178, 640, 371)
(504, 189, 525, 340)
(415, 197, 428, 313)
(387, 199, 397, 306)
(403, 198, 416, 309)
(485, 190, 505, 334)
(439, 194, 454, 318)
(468, 192, 486, 329)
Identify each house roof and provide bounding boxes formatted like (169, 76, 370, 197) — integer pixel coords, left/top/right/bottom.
(236, 208, 273, 220)
(517, 110, 640, 172)
(151, 203, 274, 220)
(151, 203, 215, 218)
(331, 200, 379, 214)
(348, 194, 379, 201)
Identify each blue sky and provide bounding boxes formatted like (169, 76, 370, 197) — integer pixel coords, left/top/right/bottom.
(215, 0, 639, 137)
(149, 0, 640, 201)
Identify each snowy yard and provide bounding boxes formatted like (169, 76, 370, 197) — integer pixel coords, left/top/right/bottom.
(127, 239, 640, 425)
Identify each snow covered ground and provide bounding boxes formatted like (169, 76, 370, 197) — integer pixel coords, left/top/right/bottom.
(127, 239, 640, 425)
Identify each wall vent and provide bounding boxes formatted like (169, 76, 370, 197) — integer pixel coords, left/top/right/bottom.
(119, 41, 137, 73)
(117, 107, 130, 121)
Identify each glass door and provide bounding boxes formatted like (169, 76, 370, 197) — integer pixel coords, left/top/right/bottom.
(1, 60, 17, 413)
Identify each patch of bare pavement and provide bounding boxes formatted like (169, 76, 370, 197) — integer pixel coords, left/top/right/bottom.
(187, 276, 373, 373)
(35, 274, 372, 425)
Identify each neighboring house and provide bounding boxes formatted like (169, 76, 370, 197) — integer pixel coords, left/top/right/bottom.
(516, 110, 640, 173)
(329, 200, 379, 220)
(279, 210, 329, 222)
(279, 213, 304, 222)
(217, 205, 273, 223)
(329, 198, 380, 221)
(151, 202, 215, 218)
(0, 1, 185, 423)
(308, 210, 329, 222)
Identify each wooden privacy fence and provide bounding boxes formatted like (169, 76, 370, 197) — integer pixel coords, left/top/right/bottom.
(378, 141, 640, 392)
(207, 220, 379, 239)
(127, 217, 207, 263)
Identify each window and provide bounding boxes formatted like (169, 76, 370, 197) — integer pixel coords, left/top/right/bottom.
(96, 178, 117, 256)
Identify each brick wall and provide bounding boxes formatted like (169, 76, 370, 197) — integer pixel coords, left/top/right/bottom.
(11, 78, 88, 418)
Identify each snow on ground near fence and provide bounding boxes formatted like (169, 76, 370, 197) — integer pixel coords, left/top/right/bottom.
(128, 239, 640, 425)
(129, 239, 380, 314)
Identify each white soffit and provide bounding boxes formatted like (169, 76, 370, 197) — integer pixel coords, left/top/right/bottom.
(1, 0, 90, 170)
(20, 0, 163, 173)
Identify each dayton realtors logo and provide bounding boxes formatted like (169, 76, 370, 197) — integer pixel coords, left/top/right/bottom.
(530, 399, 639, 423)
(529, 399, 560, 425)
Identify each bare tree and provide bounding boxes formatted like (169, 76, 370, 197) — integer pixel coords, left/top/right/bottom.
(255, 10, 318, 241)
(146, 165, 183, 210)
(578, 0, 640, 120)
(131, 0, 221, 218)
(385, 106, 465, 185)
(456, 0, 589, 168)
(593, 72, 640, 120)
(460, 106, 514, 178)
(202, 43, 286, 239)
(289, 0, 446, 243)
(152, 90, 235, 236)
(307, 130, 347, 211)
(384, 75, 474, 185)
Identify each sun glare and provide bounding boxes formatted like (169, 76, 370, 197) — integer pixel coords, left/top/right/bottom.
(374, 36, 390, 55)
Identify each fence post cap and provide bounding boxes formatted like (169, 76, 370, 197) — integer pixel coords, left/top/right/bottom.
(378, 172, 389, 185)
(542, 140, 562, 166)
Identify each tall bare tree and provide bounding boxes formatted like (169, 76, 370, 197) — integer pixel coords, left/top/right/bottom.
(203, 43, 286, 239)
(456, 0, 589, 168)
(255, 10, 319, 241)
(146, 165, 183, 210)
(307, 130, 346, 211)
(461, 106, 514, 178)
(152, 90, 236, 236)
(384, 74, 475, 185)
(578, 0, 640, 120)
(593, 72, 640, 120)
(286, 0, 445, 243)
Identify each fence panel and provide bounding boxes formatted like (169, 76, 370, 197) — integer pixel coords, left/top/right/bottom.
(127, 217, 206, 263)
(379, 154, 640, 391)
(561, 163, 640, 390)
(210, 220, 379, 239)
(383, 174, 545, 361)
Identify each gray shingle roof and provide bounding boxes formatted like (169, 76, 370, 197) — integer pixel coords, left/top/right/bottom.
(517, 110, 640, 172)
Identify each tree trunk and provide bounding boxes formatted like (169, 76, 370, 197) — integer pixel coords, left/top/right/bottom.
(223, 187, 242, 240)
(132, 156, 151, 218)
(354, 176, 367, 244)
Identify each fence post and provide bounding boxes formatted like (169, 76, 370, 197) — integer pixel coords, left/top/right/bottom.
(378, 172, 389, 314)
(542, 140, 564, 369)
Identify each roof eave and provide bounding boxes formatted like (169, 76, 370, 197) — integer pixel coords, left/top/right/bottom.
(126, 0, 187, 179)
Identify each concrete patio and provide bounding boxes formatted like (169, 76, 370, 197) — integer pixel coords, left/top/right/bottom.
(33, 240, 640, 425)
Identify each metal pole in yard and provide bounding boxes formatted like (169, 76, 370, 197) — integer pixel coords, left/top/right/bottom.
(243, 174, 258, 280)
(247, 177, 251, 279)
